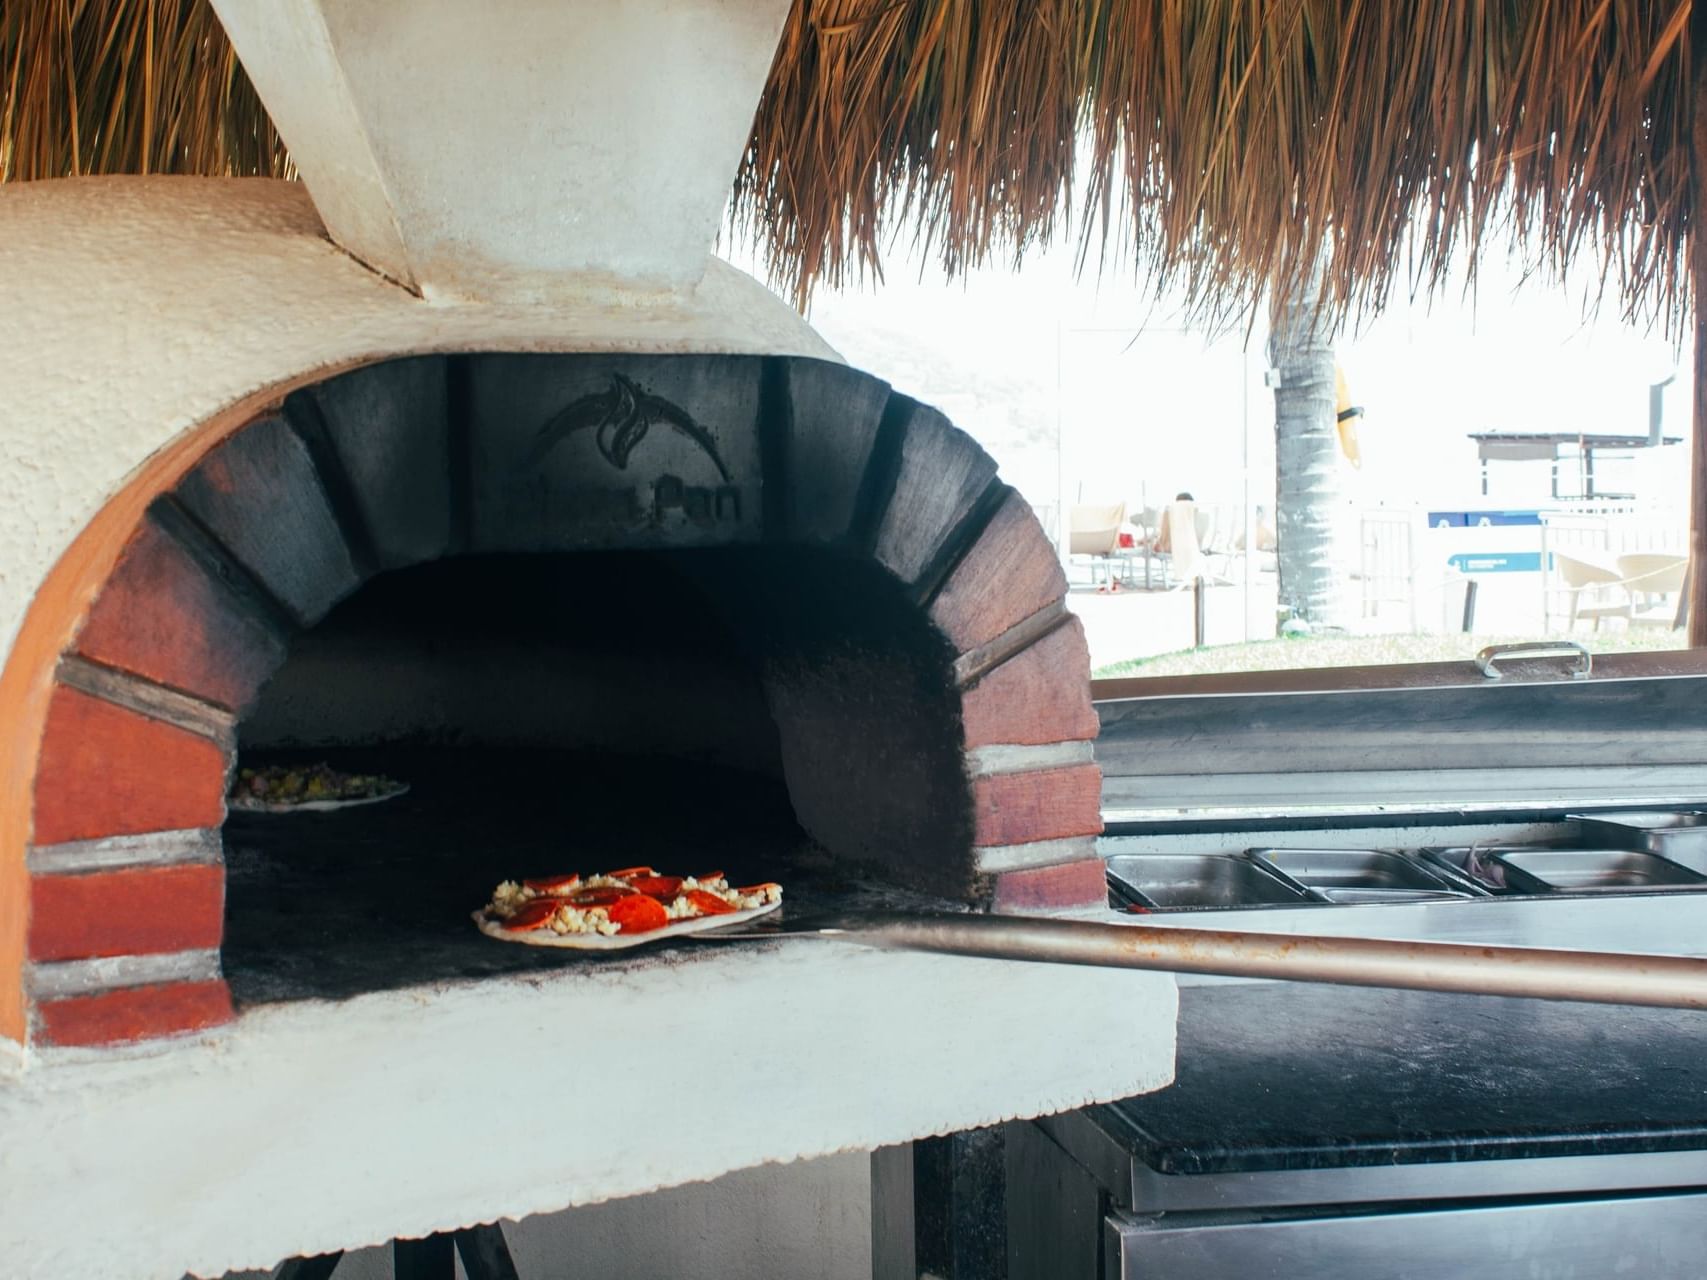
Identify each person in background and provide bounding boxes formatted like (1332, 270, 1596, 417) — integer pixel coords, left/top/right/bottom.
(1153, 492, 1195, 555)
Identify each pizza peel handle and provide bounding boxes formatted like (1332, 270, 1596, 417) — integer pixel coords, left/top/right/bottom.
(754, 909, 1707, 1011)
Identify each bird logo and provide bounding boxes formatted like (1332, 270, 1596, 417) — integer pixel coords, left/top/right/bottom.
(521, 373, 732, 482)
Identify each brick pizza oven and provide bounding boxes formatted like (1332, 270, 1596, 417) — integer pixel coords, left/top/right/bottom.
(29, 347, 1105, 1046)
(0, 4, 1177, 1276)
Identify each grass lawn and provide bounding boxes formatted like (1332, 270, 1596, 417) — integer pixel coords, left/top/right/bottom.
(1092, 628, 1689, 679)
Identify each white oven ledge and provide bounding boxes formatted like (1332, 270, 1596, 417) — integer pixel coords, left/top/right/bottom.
(0, 937, 1176, 1280)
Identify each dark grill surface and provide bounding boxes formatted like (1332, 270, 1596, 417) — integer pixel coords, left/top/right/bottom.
(1091, 982, 1707, 1175)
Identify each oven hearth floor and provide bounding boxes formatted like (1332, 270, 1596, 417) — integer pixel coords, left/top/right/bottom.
(222, 748, 959, 1005)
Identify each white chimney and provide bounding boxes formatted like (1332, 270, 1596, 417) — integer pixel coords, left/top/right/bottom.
(209, 0, 792, 303)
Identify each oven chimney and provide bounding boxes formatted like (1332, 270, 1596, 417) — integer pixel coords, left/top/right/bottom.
(209, 0, 792, 303)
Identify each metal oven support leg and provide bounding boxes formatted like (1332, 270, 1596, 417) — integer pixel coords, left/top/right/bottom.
(1004, 1121, 1107, 1280)
(453, 1225, 522, 1280)
(271, 1255, 343, 1280)
(871, 1143, 917, 1280)
(393, 1235, 455, 1279)
(873, 1128, 1008, 1279)
(390, 1226, 521, 1280)
(272, 1226, 519, 1280)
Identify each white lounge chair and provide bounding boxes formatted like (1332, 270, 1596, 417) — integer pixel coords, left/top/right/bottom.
(1069, 501, 1131, 587)
(1553, 551, 1629, 631)
(1617, 552, 1688, 627)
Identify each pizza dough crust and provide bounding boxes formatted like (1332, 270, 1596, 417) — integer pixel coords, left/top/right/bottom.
(472, 898, 782, 950)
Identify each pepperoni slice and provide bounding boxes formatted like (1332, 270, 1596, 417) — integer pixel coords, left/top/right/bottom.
(694, 871, 724, 883)
(607, 893, 670, 934)
(500, 899, 562, 932)
(627, 874, 684, 899)
(733, 883, 782, 897)
(604, 866, 656, 880)
(568, 887, 635, 908)
(681, 888, 738, 916)
(522, 873, 581, 894)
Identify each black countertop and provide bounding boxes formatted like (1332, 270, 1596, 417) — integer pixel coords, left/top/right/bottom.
(1089, 983, 1707, 1174)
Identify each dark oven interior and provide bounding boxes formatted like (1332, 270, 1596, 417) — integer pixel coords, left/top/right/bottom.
(222, 547, 970, 1003)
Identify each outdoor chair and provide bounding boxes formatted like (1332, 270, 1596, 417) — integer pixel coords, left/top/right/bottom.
(1138, 506, 1162, 543)
(1069, 501, 1132, 587)
(1196, 504, 1248, 581)
(1616, 552, 1688, 627)
(1194, 506, 1215, 550)
(1552, 551, 1630, 631)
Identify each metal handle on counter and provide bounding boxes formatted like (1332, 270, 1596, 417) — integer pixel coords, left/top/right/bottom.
(828, 911, 1707, 1010)
(1475, 641, 1591, 681)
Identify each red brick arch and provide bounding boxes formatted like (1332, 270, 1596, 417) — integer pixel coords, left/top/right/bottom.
(10, 354, 1102, 1047)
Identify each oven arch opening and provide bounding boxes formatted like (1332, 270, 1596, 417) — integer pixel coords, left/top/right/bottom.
(20, 352, 1104, 1047)
(222, 545, 971, 1004)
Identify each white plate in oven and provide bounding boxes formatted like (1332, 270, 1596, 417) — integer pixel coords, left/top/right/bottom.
(228, 783, 410, 814)
(471, 899, 782, 950)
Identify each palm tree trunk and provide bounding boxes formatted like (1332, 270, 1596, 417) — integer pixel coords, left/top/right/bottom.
(1269, 262, 1347, 631)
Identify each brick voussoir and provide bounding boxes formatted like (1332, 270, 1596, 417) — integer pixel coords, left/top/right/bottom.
(35, 979, 234, 1047)
(930, 490, 1066, 653)
(960, 617, 1099, 749)
(29, 863, 225, 963)
(72, 516, 287, 713)
(33, 686, 229, 846)
(991, 857, 1108, 911)
(972, 763, 1103, 848)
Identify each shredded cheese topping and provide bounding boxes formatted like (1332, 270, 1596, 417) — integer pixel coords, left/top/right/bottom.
(484, 871, 781, 935)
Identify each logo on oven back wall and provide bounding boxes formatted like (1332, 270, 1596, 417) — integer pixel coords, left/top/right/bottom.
(518, 373, 741, 529)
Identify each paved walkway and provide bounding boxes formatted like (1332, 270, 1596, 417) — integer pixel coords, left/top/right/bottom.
(1070, 569, 1597, 674)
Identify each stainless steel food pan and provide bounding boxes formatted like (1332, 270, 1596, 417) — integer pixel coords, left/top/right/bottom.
(1492, 848, 1707, 894)
(1424, 845, 1552, 892)
(1571, 811, 1707, 872)
(1247, 848, 1480, 898)
(1313, 887, 1478, 905)
(1105, 854, 1314, 910)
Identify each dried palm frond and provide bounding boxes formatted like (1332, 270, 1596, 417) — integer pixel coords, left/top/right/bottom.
(1, 0, 285, 184)
(2, 0, 1694, 331)
(735, 0, 1695, 329)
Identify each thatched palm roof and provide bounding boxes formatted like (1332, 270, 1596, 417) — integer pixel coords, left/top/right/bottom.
(1, 1, 1695, 327)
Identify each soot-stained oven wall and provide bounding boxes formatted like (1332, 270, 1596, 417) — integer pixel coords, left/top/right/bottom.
(241, 553, 785, 778)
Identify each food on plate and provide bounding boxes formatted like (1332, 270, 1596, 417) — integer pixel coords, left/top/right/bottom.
(228, 763, 408, 812)
(475, 865, 783, 948)
(607, 893, 670, 934)
(680, 888, 737, 916)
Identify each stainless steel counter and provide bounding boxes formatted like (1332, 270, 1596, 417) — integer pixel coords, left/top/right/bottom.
(1100, 813, 1707, 984)
(1004, 805, 1707, 1278)
(1098, 1193, 1707, 1279)
(1061, 662, 1707, 1277)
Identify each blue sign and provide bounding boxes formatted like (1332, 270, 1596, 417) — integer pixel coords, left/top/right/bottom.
(1448, 551, 1543, 574)
(1429, 510, 1543, 528)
